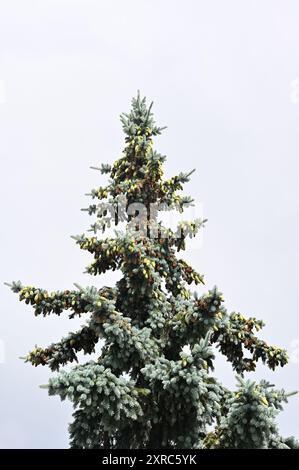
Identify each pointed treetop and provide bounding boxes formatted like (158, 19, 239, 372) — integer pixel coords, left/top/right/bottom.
(120, 91, 167, 137)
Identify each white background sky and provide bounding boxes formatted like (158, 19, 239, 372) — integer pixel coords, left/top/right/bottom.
(1, 0, 299, 448)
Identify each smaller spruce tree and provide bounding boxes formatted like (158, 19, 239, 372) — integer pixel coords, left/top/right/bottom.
(6, 93, 298, 449)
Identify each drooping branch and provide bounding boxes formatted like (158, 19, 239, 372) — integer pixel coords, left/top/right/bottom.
(25, 326, 99, 371)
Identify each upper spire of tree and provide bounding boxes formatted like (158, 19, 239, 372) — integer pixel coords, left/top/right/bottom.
(120, 90, 166, 137)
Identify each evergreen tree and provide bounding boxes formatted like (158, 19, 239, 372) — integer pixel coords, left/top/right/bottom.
(6, 93, 297, 449)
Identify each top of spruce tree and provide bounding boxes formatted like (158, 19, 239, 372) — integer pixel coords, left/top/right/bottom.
(6, 93, 297, 449)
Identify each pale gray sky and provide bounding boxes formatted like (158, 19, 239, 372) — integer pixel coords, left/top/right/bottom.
(1, 0, 299, 448)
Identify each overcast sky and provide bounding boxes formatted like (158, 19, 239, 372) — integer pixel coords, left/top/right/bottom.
(1, 0, 299, 448)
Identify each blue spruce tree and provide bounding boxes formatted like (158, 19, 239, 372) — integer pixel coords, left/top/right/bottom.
(6, 93, 297, 449)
